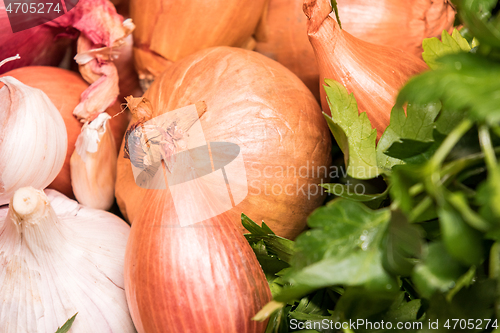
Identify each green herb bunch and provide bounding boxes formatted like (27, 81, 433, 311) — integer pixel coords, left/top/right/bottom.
(245, 1, 500, 332)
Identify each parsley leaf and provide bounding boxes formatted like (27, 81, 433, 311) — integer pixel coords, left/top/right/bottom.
(377, 103, 442, 172)
(323, 80, 380, 179)
(397, 52, 500, 125)
(423, 29, 475, 69)
(274, 200, 397, 302)
(55, 313, 77, 333)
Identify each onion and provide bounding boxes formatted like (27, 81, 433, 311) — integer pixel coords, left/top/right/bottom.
(305, 0, 428, 137)
(125, 188, 272, 333)
(1, 67, 130, 198)
(131, 0, 268, 81)
(255, 0, 455, 99)
(0, 3, 74, 74)
(1, 0, 134, 122)
(116, 47, 331, 239)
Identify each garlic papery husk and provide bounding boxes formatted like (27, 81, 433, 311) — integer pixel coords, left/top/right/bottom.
(0, 76, 67, 206)
(304, 0, 428, 138)
(70, 113, 117, 210)
(0, 187, 135, 332)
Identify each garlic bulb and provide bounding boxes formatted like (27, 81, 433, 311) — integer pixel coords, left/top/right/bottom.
(0, 74, 67, 205)
(70, 113, 117, 210)
(0, 187, 135, 332)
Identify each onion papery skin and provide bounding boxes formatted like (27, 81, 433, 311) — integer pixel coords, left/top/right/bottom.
(124, 187, 271, 333)
(305, 0, 429, 137)
(116, 47, 331, 239)
(255, 0, 454, 100)
(131, 0, 268, 78)
(0, 3, 73, 74)
(116, 33, 143, 99)
(1, 67, 130, 198)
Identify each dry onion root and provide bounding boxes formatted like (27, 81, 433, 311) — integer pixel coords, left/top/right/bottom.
(255, 0, 455, 100)
(304, 0, 429, 137)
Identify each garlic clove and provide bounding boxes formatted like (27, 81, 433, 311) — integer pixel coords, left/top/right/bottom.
(0, 76, 67, 205)
(304, 0, 428, 138)
(70, 113, 117, 210)
(0, 187, 134, 332)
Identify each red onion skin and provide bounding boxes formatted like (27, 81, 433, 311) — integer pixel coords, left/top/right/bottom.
(125, 188, 271, 333)
(0, 4, 74, 74)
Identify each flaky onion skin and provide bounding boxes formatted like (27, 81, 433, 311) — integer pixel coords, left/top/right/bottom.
(0, 3, 72, 74)
(255, 0, 454, 101)
(124, 188, 272, 333)
(304, 0, 428, 137)
(116, 47, 332, 239)
(131, 0, 267, 79)
(1, 67, 130, 199)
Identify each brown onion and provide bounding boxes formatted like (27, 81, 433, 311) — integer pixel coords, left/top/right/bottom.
(305, 0, 428, 137)
(255, 0, 454, 100)
(116, 47, 331, 239)
(1, 67, 130, 198)
(131, 0, 268, 81)
(125, 188, 271, 332)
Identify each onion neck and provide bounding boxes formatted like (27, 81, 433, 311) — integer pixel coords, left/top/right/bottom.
(2, 187, 66, 253)
(304, 0, 336, 33)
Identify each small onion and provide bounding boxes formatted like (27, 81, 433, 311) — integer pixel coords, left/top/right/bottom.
(305, 0, 428, 137)
(255, 0, 455, 99)
(125, 188, 272, 333)
(1, 66, 130, 198)
(116, 47, 332, 239)
(131, 0, 268, 80)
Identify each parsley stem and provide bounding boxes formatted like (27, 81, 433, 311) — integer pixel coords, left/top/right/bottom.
(408, 196, 433, 222)
(429, 119, 474, 170)
(478, 125, 497, 172)
(426, 118, 473, 200)
(330, 0, 342, 29)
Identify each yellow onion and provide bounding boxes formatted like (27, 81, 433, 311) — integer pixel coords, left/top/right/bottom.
(1, 67, 130, 198)
(116, 47, 331, 239)
(305, 0, 428, 137)
(255, 0, 454, 99)
(125, 187, 271, 332)
(131, 0, 268, 82)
